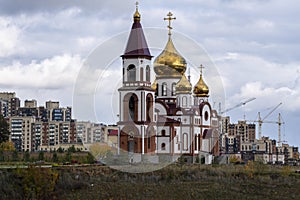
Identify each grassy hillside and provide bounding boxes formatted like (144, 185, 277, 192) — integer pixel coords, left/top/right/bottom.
(1, 163, 300, 199)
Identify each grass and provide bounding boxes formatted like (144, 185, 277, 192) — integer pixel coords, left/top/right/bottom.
(1, 163, 300, 199)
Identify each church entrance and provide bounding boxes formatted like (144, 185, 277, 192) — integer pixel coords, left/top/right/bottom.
(128, 140, 135, 153)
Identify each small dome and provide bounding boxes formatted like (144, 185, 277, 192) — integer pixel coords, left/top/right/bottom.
(134, 10, 140, 21)
(176, 74, 192, 94)
(151, 79, 157, 91)
(133, 3, 141, 22)
(154, 37, 187, 78)
(194, 74, 209, 97)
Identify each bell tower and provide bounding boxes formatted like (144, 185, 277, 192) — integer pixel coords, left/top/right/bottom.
(118, 3, 156, 161)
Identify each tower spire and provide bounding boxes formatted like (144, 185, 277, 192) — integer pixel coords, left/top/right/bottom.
(164, 12, 176, 36)
(133, 1, 141, 22)
(122, 2, 151, 59)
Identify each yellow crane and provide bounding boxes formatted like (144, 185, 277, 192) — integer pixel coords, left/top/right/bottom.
(247, 102, 282, 140)
(219, 97, 256, 115)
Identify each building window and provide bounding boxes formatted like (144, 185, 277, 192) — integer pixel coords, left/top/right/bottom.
(146, 65, 150, 82)
(146, 94, 153, 122)
(161, 130, 166, 136)
(182, 96, 187, 107)
(162, 82, 167, 96)
(204, 111, 209, 121)
(127, 64, 136, 82)
(126, 94, 138, 121)
(161, 143, 166, 150)
(183, 133, 188, 151)
(172, 82, 176, 96)
(140, 67, 143, 81)
(148, 132, 151, 149)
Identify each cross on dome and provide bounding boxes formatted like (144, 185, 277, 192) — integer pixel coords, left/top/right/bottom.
(164, 12, 176, 36)
(199, 64, 205, 76)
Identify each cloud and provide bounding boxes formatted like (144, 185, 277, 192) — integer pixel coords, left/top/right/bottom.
(0, 54, 82, 89)
(0, 17, 21, 57)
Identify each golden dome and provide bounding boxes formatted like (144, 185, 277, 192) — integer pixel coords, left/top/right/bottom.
(151, 78, 157, 91)
(176, 74, 192, 94)
(154, 36, 187, 78)
(194, 74, 209, 97)
(133, 2, 141, 22)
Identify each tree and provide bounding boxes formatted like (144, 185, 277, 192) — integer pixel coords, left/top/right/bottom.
(12, 150, 19, 162)
(52, 152, 58, 163)
(0, 114, 9, 143)
(0, 141, 15, 151)
(23, 151, 31, 162)
(38, 151, 44, 161)
(67, 145, 76, 153)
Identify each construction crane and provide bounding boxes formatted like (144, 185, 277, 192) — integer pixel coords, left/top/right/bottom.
(219, 97, 256, 115)
(262, 113, 285, 147)
(248, 102, 282, 140)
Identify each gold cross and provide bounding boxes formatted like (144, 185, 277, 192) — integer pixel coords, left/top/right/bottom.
(164, 12, 176, 36)
(199, 64, 205, 75)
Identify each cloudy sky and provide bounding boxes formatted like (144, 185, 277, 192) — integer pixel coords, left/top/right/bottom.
(0, 0, 300, 147)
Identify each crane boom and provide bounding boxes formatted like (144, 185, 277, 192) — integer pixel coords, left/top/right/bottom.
(255, 102, 282, 139)
(262, 102, 282, 121)
(220, 97, 256, 115)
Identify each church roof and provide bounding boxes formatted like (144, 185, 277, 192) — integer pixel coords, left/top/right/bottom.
(122, 6, 152, 59)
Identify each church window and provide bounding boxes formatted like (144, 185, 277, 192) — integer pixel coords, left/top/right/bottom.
(161, 129, 166, 136)
(127, 64, 136, 81)
(146, 65, 150, 82)
(195, 135, 197, 150)
(146, 94, 153, 122)
(182, 96, 187, 107)
(161, 143, 166, 150)
(148, 132, 151, 149)
(128, 95, 138, 121)
(162, 83, 167, 96)
(183, 133, 188, 150)
(204, 111, 209, 121)
(172, 82, 176, 96)
(140, 67, 144, 81)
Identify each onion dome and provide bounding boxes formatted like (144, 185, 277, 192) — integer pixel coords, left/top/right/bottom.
(176, 74, 192, 94)
(151, 78, 158, 91)
(153, 37, 187, 78)
(154, 12, 186, 78)
(194, 66, 209, 97)
(133, 4, 141, 22)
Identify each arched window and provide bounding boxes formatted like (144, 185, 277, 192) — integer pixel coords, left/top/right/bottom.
(172, 82, 176, 96)
(140, 67, 144, 81)
(162, 82, 167, 96)
(182, 96, 187, 107)
(147, 126, 154, 150)
(161, 130, 166, 136)
(155, 83, 158, 96)
(183, 133, 188, 150)
(127, 64, 136, 82)
(146, 94, 153, 122)
(129, 96, 137, 121)
(124, 94, 138, 121)
(146, 65, 150, 82)
(161, 143, 166, 150)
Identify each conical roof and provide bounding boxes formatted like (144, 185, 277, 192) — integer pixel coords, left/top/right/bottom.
(122, 6, 151, 59)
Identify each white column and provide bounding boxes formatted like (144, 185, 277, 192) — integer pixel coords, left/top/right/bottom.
(142, 125, 144, 154)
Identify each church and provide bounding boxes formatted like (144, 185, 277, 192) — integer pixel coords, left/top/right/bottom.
(117, 4, 220, 164)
